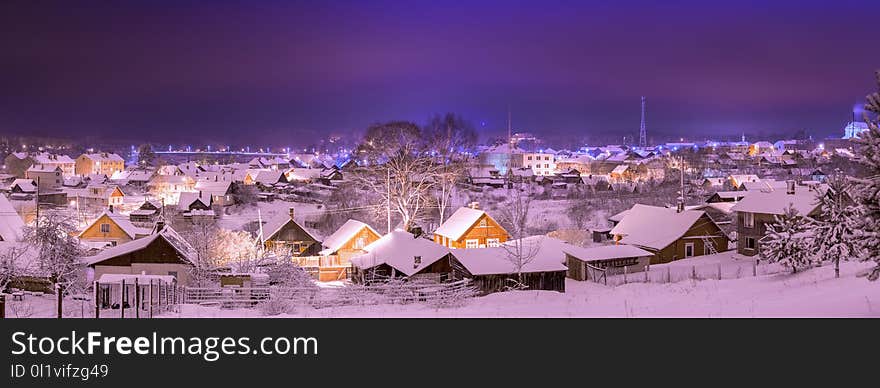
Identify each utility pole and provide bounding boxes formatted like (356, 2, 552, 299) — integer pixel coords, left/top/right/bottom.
(386, 167, 391, 233)
(639, 96, 647, 148)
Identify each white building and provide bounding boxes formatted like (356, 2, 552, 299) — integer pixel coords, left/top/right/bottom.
(523, 152, 556, 176)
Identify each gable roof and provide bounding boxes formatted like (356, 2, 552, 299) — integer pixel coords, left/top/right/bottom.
(450, 236, 569, 276)
(433, 207, 506, 241)
(261, 212, 320, 243)
(81, 153, 124, 163)
(319, 219, 379, 255)
(0, 195, 25, 242)
(11, 179, 36, 193)
(730, 187, 824, 216)
(177, 191, 212, 211)
(350, 230, 450, 276)
(83, 225, 195, 266)
(79, 210, 151, 240)
(609, 204, 711, 250)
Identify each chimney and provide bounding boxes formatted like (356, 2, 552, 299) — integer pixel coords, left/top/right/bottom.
(155, 220, 165, 233)
(289, 207, 295, 220)
(413, 255, 422, 269)
(786, 180, 795, 195)
(676, 201, 684, 213)
(108, 204, 114, 213)
(469, 201, 479, 210)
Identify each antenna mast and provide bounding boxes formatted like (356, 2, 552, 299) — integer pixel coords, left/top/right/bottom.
(639, 96, 647, 148)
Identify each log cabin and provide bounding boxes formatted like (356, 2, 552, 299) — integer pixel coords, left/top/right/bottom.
(318, 219, 381, 269)
(261, 207, 322, 257)
(609, 204, 729, 264)
(433, 203, 509, 249)
(84, 222, 197, 286)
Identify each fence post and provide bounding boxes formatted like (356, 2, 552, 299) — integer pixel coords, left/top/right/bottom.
(645, 266, 649, 282)
(0, 294, 5, 319)
(135, 278, 140, 319)
(56, 283, 63, 319)
(94, 281, 99, 319)
(717, 264, 722, 280)
(120, 279, 125, 319)
(691, 266, 696, 280)
(753, 261, 757, 277)
(623, 266, 628, 284)
(149, 280, 154, 319)
(667, 267, 671, 283)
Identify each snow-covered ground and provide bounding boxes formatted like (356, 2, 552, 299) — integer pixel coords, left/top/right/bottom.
(6, 261, 878, 318)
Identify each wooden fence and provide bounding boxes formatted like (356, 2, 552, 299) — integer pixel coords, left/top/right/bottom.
(590, 260, 786, 287)
(182, 279, 478, 309)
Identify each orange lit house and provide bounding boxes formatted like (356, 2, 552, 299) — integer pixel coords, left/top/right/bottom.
(433, 203, 509, 249)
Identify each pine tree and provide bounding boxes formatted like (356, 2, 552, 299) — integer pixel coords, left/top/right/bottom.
(812, 175, 858, 278)
(760, 204, 814, 273)
(847, 70, 880, 281)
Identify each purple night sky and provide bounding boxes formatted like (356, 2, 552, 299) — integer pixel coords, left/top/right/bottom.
(1, 0, 878, 145)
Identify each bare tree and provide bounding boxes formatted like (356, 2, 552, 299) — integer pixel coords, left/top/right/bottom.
(434, 162, 466, 224)
(0, 245, 29, 292)
(22, 214, 85, 314)
(354, 121, 438, 231)
(181, 218, 222, 287)
(497, 184, 539, 284)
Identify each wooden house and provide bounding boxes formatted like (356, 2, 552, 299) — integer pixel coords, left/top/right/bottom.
(84, 223, 197, 286)
(448, 236, 568, 294)
(129, 200, 163, 226)
(261, 208, 322, 256)
(730, 182, 824, 256)
(319, 219, 381, 266)
(609, 204, 729, 264)
(76, 184, 125, 210)
(79, 208, 151, 248)
(433, 203, 509, 249)
(350, 229, 455, 284)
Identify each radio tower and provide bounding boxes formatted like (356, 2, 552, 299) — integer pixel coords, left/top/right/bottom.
(639, 96, 647, 148)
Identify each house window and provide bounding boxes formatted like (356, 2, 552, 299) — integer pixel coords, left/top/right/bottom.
(414, 256, 422, 265)
(465, 239, 479, 249)
(743, 212, 754, 228)
(486, 238, 501, 247)
(479, 219, 487, 227)
(685, 243, 695, 257)
(100, 223, 110, 233)
(745, 237, 756, 250)
(527, 156, 532, 160)
(355, 237, 366, 249)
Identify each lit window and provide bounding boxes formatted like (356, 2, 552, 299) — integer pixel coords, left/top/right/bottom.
(486, 238, 501, 247)
(465, 239, 479, 249)
(100, 223, 110, 233)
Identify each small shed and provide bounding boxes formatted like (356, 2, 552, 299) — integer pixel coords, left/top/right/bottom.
(563, 244, 654, 281)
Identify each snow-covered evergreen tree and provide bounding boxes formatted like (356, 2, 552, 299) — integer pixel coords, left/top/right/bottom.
(760, 204, 814, 273)
(847, 69, 880, 281)
(812, 175, 858, 278)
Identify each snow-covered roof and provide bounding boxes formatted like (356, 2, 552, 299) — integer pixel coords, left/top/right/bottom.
(730, 187, 823, 216)
(27, 165, 62, 173)
(261, 211, 320, 243)
(433, 207, 502, 241)
(177, 191, 212, 211)
(740, 180, 787, 191)
(319, 219, 378, 256)
(285, 168, 323, 181)
(0, 194, 25, 242)
(11, 179, 36, 193)
(350, 230, 451, 276)
(97, 273, 176, 284)
(611, 165, 629, 174)
(81, 153, 125, 162)
(564, 244, 654, 262)
(609, 204, 709, 250)
(84, 225, 194, 266)
(450, 237, 568, 276)
(33, 153, 75, 164)
(79, 210, 151, 240)
(194, 179, 232, 197)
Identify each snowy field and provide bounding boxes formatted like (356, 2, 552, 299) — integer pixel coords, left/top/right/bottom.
(10, 260, 876, 318)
